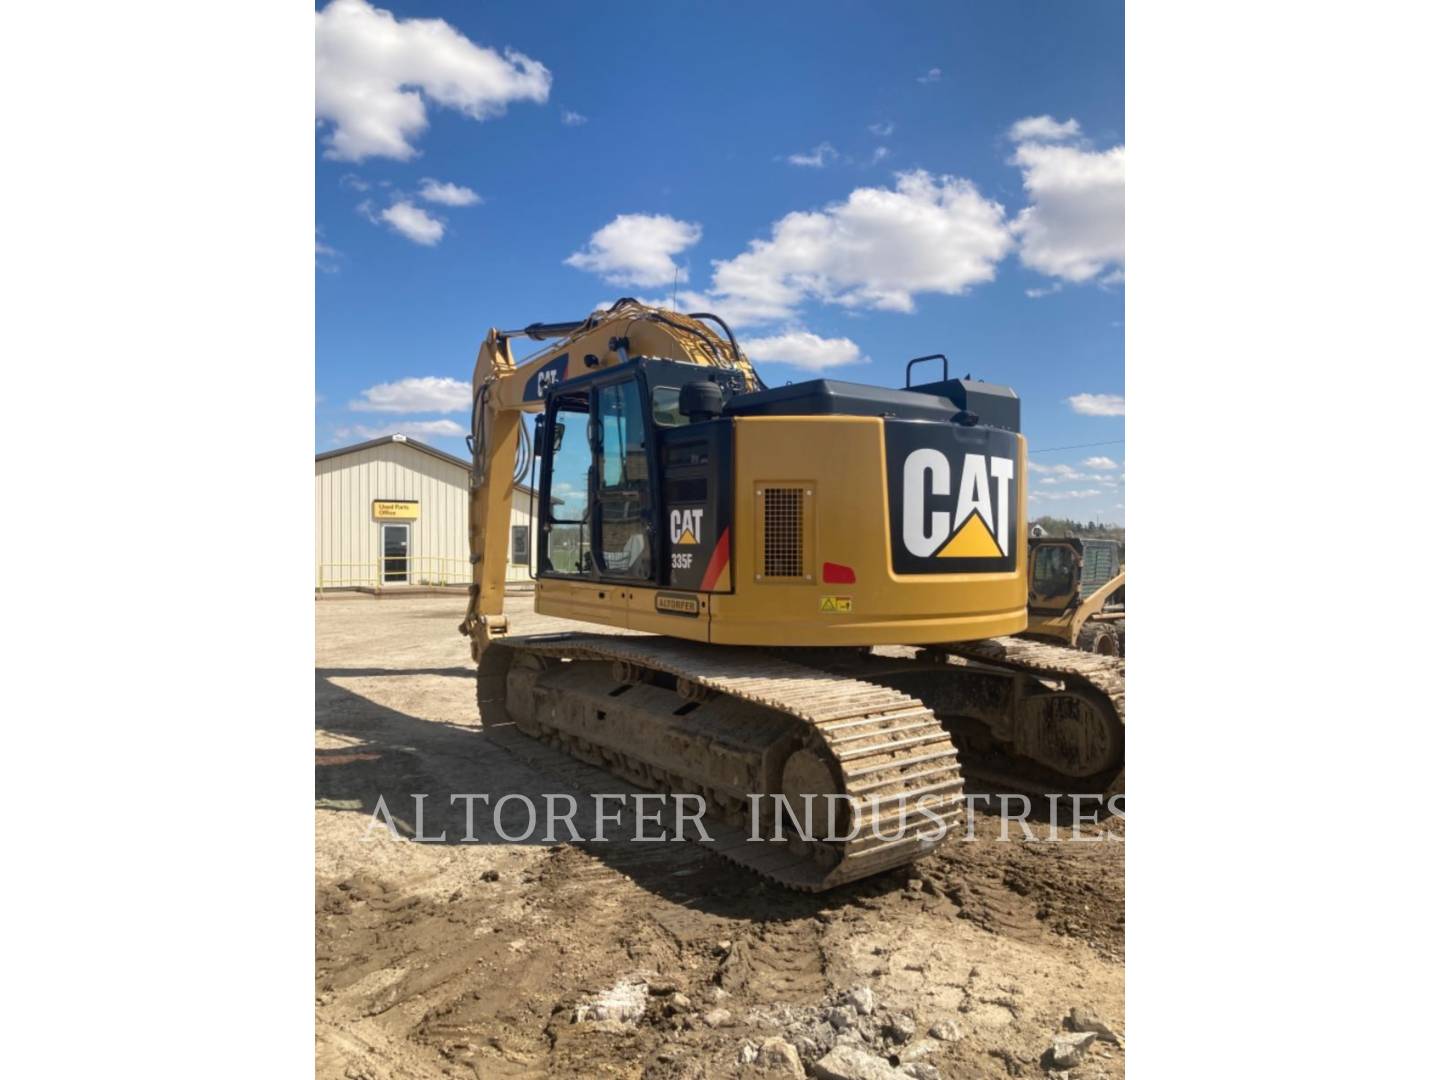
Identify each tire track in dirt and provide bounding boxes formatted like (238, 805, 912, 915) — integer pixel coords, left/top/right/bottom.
(316, 597, 1125, 1079)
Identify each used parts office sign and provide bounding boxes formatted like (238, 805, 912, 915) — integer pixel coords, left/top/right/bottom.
(373, 500, 419, 520)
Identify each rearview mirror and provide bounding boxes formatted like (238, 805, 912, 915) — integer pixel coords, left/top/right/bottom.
(551, 420, 565, 452)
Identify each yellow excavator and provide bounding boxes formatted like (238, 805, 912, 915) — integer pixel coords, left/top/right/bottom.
(460, 299, 1123, 891)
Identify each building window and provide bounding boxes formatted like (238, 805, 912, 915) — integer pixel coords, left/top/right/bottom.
(511, 525, 529, 565)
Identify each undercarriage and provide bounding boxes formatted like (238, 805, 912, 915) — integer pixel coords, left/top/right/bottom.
(478, 633, 1124, 891)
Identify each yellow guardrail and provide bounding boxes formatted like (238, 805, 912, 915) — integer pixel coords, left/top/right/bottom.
(316, 556, 471, 591)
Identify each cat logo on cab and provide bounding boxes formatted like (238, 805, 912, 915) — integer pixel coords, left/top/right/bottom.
(670, 508, 704, 545)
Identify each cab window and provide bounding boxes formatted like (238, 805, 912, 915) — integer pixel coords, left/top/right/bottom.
(1030, 544, 1076, 600)
(651, 386, 689, 428)
(543, 398, 592, 574)
(595, 380, 652, 579)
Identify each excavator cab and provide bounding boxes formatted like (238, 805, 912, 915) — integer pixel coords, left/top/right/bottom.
(533, 358, 746, 591)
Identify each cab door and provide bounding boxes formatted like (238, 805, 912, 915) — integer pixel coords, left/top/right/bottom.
(593, 378, 655, 584)
(536, 374, 657, 629)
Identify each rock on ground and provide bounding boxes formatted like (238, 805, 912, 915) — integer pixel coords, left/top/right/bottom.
(813, 1044, 910, 1080)
(573, 975, 648, 1024)
(928, 1019, 963, 1042)
(885, 1012, 917, 1043)
(702, 1007, 734, 1028)
(1068, 1005, 1122, 1043)
(1049, 1029, 1098, 1068)
(747, 1036, 805, 1079)
(846, 985, 877, 1015)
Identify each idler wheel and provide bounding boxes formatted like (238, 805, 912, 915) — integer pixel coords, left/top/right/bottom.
(780, 747, 851, 846)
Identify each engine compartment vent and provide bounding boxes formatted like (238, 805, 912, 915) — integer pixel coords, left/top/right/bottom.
(759, 486, 810, 580)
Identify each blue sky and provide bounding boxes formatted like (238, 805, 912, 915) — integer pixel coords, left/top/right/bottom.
(316, 0, 1124, 523)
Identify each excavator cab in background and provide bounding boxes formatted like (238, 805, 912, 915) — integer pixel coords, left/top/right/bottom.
(1025, 537, 1125, 655)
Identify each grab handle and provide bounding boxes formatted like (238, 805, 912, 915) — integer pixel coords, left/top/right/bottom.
(905, 353, 949, 387)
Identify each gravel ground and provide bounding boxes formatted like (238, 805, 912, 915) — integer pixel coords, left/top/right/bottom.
(316, 595, 1125, 1079)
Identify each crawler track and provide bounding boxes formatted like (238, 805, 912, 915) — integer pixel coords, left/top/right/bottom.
(488, 633, 968, 891)
(480, 632, 1126, 891)
(934, 636, 1125, 799)
(940, 636, 1125, 726)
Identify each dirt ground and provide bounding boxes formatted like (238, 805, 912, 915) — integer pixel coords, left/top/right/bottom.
(316, 595, 1125, 1080)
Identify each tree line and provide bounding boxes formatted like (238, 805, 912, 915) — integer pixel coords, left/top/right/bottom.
(1031, 515, 1125, 541)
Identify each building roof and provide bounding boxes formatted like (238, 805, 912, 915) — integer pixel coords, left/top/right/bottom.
(317, 433, 471, 470)
(316, 433, 539, 496)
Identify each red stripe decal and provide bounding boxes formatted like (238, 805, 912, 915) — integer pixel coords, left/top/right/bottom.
(699, 527, 730, 592)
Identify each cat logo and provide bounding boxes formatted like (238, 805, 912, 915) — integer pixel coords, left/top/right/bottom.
(901, 449, 1014, 560)
(670, 508, 704, 546)
(522, 354, 569, 402)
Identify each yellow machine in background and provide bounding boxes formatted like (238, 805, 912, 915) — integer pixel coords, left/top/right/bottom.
(1026, 537, 1126, 655)
(461, 300, 1123, 890)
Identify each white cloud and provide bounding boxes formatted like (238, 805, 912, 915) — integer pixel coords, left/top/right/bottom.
(868, 121, 895, 137)
(917, 67, 942, 84)
(1011, 136, 1125, 284)
(561, 109, 588, 126)
(315, 0, 551, 162)
(1069, 393, 1125, 416)
(378, 200, 445, 245)
(1083, 455, 1119, 470)
(1024, 283, 1062, 299)
(1031, 487, 1104, 501)
(679, 170, 1011, 327)
(350, 376, 470, 413)
(1008, 115, 1082, 142)
(787, 142, 838, 168)
(316, 229, 340, 272)
(418, 179, 481, 206)
(1030, 462, 1083, 480)
(336, 418, 467, 442)
(742, 330, 868, 372)
(870, 146, 891, 165)
(565, 213, 703, 287)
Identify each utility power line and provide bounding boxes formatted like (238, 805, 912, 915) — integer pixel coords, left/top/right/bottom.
(1029, 439, 1125, 454)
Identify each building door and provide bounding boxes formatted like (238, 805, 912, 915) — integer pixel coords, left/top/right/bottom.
(382, 523, 410, 583)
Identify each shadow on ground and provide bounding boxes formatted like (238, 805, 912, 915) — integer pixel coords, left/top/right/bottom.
(315, 666, 919, 919)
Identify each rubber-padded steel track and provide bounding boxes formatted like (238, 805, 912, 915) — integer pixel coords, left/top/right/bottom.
(495, 632, 967, 891)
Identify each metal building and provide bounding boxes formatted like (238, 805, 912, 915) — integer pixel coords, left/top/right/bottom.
(315, 434, 537, 590)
